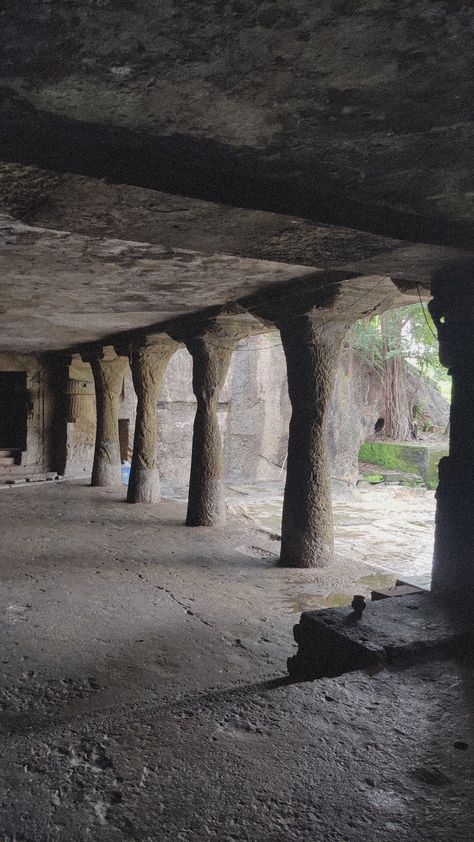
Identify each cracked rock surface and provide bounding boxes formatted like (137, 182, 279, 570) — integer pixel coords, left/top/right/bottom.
(0, 481, 472, 840)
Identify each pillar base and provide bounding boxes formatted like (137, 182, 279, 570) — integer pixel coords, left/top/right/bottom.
(432, 456, 474, 598)
(91, 442, 122, 487)
(127, 465, 160, 504)
(279, 538, 335, 569)
(186, 481, 226, 527)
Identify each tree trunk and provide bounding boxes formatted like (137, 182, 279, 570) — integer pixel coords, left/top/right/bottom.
(381, 312, 412, 441)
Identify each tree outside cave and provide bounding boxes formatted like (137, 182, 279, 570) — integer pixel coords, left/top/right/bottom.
(348, 303, 450, 444)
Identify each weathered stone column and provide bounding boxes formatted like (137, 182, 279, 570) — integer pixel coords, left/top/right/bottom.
(127, 335, 179, 504)
(84, 347, 128, 487)
(65, 376, 95, 424)
(186, 332, 235, 526)
(429, 267, 474, 597)
(278, 315, 348, 568)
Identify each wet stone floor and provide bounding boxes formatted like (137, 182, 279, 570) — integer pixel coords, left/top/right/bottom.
(0, 480, 470, 842)
(223, 480, 434, 598)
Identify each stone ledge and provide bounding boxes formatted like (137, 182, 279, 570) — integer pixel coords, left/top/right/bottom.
(359, 441, 448, 489)
(288, 593, 472, 681)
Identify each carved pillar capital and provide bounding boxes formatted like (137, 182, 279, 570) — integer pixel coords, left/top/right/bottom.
(81, 344, 123, 365)
(129, 334, 180, 394)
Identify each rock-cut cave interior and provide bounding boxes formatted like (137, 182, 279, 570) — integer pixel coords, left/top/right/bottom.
(0, 3, 473, 840)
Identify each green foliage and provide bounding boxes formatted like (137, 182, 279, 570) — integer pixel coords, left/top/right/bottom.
(360, 472, 384, 484)
(348, 317, 383, 370)
(347, 303, 450, 393)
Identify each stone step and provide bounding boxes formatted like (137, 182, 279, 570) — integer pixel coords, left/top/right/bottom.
(288, 593, 473, 682)
(0, 449, 21, 467)
(2, 473, 62, 486)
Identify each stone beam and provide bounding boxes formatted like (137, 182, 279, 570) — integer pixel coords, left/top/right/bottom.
(240, 270, 420, 331)
(0, 212, 316, 355)
(3, 165, 471, 293)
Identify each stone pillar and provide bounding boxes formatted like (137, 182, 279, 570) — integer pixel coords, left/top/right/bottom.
(85, 347, 128, 487)
(65, 377, 95, 424)
(429, 269, 474, 596)
(186, 333, 235, 526)
(127, 336, 179, 504)
(278, 315, 348, 568)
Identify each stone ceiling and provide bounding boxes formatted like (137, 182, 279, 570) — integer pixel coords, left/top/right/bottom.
(0, 164, 469, 354)
(1, 1, 472, 248)
(0, 213, 318, 353)
(2, 165, 470, 288)
(0, 2, 472, 353)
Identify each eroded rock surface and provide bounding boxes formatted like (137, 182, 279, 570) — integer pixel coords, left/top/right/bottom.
(0, 482, 471, 840)
(1, 2, 473, 247)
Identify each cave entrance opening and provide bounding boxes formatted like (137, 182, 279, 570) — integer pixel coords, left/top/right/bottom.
(0, 371, 27, 451)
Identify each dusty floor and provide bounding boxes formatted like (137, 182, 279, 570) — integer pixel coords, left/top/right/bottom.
(0, 481, 472, 841)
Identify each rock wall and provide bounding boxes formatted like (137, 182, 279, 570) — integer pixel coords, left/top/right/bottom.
(157, 334, 289, 487)
(0, 352, 58, 476)
(328, 347, 382, 490)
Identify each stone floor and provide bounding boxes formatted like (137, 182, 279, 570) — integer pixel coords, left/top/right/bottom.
(0, 481, 471, 841)
(173, 479, 435, 590)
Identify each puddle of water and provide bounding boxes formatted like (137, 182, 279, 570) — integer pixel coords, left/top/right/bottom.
(284, 592, 353, 612)
(359, 572, 396, 589)
(283, 571, 396, 613)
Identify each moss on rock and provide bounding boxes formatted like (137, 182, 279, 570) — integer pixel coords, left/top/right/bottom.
(359, 441, 448, 489)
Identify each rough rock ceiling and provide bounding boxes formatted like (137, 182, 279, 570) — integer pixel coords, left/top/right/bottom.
(0, 3, 472, 354)
(0, 214, 320, 353)
(1, 1, 473, 249)
(0, 164, 469, 354)
(2, 164, 470, 288)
